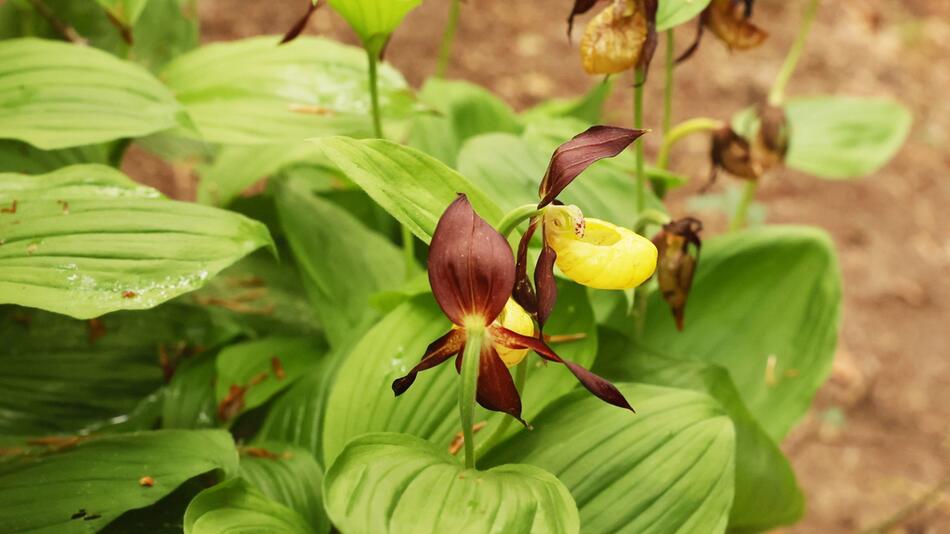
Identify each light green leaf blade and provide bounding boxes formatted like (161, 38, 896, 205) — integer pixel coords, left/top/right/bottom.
(0, 429, 239, 534)
(639, 226, 842, 440)
(324, 433, 579, 534)
(162, 353, 218, 430)
(0, 140, 124, 175)
(215, 337, 327, 418)
(594, 330, 804, 531)
(733, 96, 912, 179)
(238, 442, 329, 533)
(274, 176, 404, 347)
(657, 0, 713, 31)
(327, 0, 421, 57)
(0, 165, 274, 319)
(0, 38, 185, 150)
(183, 478, 316, 534)
(485, 384, 736, 534)
(312, 136, 503, 243)
(161, 36, 412, 144)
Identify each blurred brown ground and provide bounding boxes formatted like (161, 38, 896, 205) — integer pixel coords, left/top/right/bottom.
(128, 1, 950, 531)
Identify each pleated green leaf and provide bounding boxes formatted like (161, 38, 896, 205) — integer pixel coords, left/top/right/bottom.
(485, 384, 736, 534)
(0, 429, 239, 533)
(0, 38, 186, 149)
(161, 36, 413, 144)
(183, 478, 316, 534)
(238, 442, 329, 533)
(312, 136, 502, 243)
(0, 165, 273, 319)
(639, 226, 842, 440)
(324, 433, 579, 534)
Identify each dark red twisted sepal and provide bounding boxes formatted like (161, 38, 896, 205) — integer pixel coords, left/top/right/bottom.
(280, 0, 322, 44)
(538, 126, 647, 208)
(513, 217, 540, 315)
(652, 217, 703, 331)
(567, 0, 602, 36)
(534, 243, 558, 329)
(636, 0, 660, 79)
(491, 326, 634, 412)
(454, 344, 526, 425)
(429, 195, 515, 326)
(392, 328, 465, 396)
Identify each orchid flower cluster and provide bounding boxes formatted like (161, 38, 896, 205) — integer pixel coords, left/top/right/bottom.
(392, 126, 702, 424)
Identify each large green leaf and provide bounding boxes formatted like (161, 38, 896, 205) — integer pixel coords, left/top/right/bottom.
(183, 478, 316, 534)
(0, 140, 124, 174)
(312, 136, 503, 243)
(486, 384, 736, 534)
(639, 226, 841, 440)
(215, 337, 326, 419)
(656, 0, 712, 31)
(275, 176, 404, 347)
(238, 442, 329, 533)
(327, 0, 421, 58)
(734, 96, 912, 179)
(594, 330, 803, 531)
(162, 353, 217, 429)
(0, 164, 273, 319)
(161, 36, 412, 144)
(324, 433, 579, 534)
(522, 79, 614, 125)
(0, 38, 186, 150)
(0, 303, 228, 436)
(408, 78, 523, 167)
(0, 429, 239, 533)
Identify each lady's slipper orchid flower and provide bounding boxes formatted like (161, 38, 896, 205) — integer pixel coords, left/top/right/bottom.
(678, 0, 767, 63)
(392, 195, 633, 422)
(572, 0, 659, 77)
(652, 218, 703, 330)
(709, 125, 760, 186)
(708, 105, 789, 187)
(513, 126, 656, 327)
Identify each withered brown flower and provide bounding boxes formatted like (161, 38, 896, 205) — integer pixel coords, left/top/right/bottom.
(678, 0, 767, 62)
(575, 0, 659, 76)
(652, 217, 703, 331)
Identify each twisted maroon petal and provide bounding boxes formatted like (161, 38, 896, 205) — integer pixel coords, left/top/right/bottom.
(538, 126, 647, 207)
(567, 0, 601, 37)
(491, 326, 634, 412)
(534, 243, 558, 329)
(392, 328, 465, 396)
(280, 0, 321, 44)
(429, 195, 515, 326)
(513, 217, 540, 315)
(464, 344, 526, 425)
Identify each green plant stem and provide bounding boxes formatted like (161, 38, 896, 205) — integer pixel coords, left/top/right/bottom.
(768, 0, 820, 106)
(435, 0, 461, 78)
(662, 29, 674, 135)
(730, 180, 757, 231)
(634, 208, 671, 234)
(497, 204, 542, 238)
(366, 50, 384, 138)
(633, 68, 646, 213)
(473, 359, 527, 458)
(656, 117, 724, 170)
(459, 326, 484, 470)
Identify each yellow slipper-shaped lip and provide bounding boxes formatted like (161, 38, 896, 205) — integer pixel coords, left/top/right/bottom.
(547, 217, 658, 290)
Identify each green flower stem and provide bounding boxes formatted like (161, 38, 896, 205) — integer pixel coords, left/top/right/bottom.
(473, 359, 527, 459)
(459, 325, 484, 470)
(663, 29, 675, 135)
(633, 68, 647, 212)
(435, 0, 461, 78)
(768, 0, 820, 106)
(656, 117, 724, 170)
(634, 208, 671, 234)
(730, 180, 757, 232)
(497, 204, 542, 238)
(366, 50, 384, 138)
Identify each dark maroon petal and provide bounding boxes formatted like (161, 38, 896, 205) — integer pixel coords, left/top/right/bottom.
(392, 328, 465, 396)
(474, 345, 526, 425)
(567, 0, 601, 37)
(428, 195, 516, 326)
(635, 0, 660, 78)
(534, 243, 558, 329)
(513, 217, 540, 315)
(675, 12, 707, 63)
(538, 126, 647, 207)
(280, 1, 321, 44)
(491, 326, 634, 412)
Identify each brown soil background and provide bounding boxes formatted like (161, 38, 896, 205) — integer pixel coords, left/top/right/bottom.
(131, 1, 950, 531)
